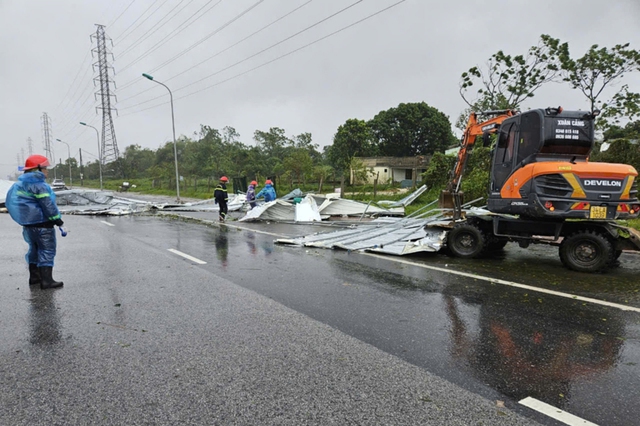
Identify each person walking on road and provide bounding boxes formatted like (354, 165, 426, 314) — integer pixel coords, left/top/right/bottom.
(214, 176, 229, 222)
(246, 180, 257, 209)
(6, 154, 65, 289)
(256, 179, 276, 202)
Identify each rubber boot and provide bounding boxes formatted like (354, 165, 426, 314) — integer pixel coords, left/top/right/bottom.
(29, 264, 41, 286)
(39, 267, 63, 290)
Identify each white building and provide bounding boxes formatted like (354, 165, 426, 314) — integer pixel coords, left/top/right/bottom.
(350, 156, 430, 186)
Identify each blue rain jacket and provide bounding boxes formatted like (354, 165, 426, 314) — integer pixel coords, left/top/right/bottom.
(256, 184, 276, 202)
(6, 172, 62, 226)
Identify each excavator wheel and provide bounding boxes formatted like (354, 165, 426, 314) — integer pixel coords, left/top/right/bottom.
(559, 230, 615, 273)
(446, 222, 488, 258)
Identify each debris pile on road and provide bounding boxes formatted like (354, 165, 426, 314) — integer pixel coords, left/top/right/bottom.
(276, 198, 495, 257)
(239, 185, 427, 222)
(276, 216, 448, 255)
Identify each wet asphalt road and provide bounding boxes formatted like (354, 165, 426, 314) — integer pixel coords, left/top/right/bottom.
(0, 205, 639, 425)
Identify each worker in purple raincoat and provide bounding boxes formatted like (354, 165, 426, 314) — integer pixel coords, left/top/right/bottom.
(246, 180, 257, 209)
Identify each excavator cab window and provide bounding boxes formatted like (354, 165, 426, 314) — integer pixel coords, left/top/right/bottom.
(491, 122, 517, 191)
(495, 123, 516, 164)
(516, 111, 542, 165)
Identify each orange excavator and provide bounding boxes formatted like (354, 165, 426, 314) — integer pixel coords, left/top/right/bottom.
(438, 107, 640, 272)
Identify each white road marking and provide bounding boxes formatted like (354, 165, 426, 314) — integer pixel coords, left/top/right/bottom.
(364, 253, 640, 313)
(160, 213, 640, 313)
(519, 397, 598, 425)
(167, 249, 207, 265)
(100, 221, 115, 227)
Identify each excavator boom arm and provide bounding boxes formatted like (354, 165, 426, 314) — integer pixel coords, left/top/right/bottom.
(447, 110, 515, 192)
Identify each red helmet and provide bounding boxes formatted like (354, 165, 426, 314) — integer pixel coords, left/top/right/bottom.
(22, 154, 50, 171)
(220, 176, 229, 182)
(265, 179, 272, 185)
(250, 180, 257, 186)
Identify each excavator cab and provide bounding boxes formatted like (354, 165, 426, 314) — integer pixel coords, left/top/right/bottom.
(487, 108, 639, 219)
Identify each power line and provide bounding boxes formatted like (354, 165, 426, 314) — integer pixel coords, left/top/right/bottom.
(117, 0, 224, 75)
(55, 89, 98, 138)
(117, 0, 192, 57)
(121, 0, 407, 117)
(53, 51, 91, 114)
(119, 0, 314, 102)
(112, 0, 162, 42)
(107, 0, 138, 28)
(114, 0, 173, 46)
(120, 0, 364, 109)
(152, 1, 312, 76)
(56, 63, 95, 121)
(119, 0, 264, 78)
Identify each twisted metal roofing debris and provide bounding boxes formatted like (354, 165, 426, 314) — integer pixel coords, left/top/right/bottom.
(53, 190, 245, 215)
(275, 198, 492, 256)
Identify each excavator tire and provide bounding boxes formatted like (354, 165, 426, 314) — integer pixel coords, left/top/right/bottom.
(559, 230, 615, 273)
(446, 222, 489, 258)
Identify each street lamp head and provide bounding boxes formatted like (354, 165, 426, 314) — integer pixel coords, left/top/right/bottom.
(79, 122, 87, 126)
(56, 138, 62, 142)
(142, 73, 154, 81)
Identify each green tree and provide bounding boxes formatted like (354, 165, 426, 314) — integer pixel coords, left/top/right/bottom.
(560, 42, 640, 127)
(603, 120, 640, 141)
(327, 118, 375, 173)
(460, 146, 492, 201)
(254, 127, 290, 158)
(283, 149, 313, 185)
(349, 157, 372, 185)
(591, 139, 640, 172)
(422, 152, 455, 189)
(460, 34, 567, 110)
(122, 144, 155, 178)
(368, 102, 456, 156)
(293, 132, 322, 164)
(313, 165, 334, 192)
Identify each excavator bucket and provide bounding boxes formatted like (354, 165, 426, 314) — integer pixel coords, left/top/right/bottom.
(439, 190, 464, 210)
(439, 190, 465, 219)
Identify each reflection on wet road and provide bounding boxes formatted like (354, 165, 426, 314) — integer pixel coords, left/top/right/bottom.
(29, 288, 62, 346)
(154, 216, 640, 426)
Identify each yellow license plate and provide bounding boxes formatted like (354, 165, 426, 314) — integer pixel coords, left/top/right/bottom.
(589, 206, 608, 219)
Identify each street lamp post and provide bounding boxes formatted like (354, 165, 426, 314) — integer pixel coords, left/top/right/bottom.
(142, 73, 181, 203)
(55, 138, 72, 188)
(79, 122, 103, 190)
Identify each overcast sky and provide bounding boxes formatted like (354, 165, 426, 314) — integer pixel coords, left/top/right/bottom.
(1, 0, 639, 179)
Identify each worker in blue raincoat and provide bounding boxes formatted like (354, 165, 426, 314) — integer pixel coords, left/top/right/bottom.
(256, 179, 276, 202)
(6, 154, 64, 289)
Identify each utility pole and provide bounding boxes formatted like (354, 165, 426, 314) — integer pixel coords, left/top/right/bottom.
(79, 148, 84, 186)
(27, 137, 34, 155)
(91, 24, 121, 174)
(41, 112, 55, 178)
